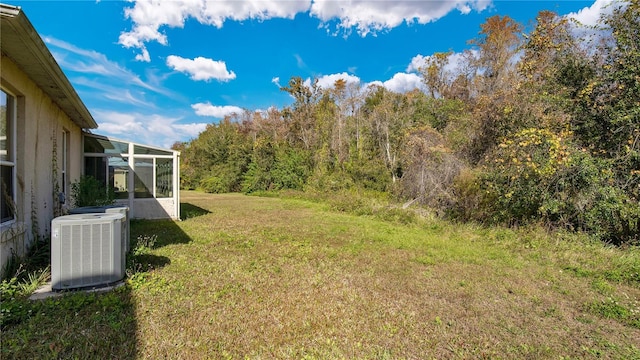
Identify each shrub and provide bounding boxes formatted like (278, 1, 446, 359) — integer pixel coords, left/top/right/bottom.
(327, 190, 373, 215)
(242, 139, 276, 193)
(374, 207, 418, 225)
(451, 129, 565, 225)
(343, 158, 391, 192)
(450, 168, 493, 222)
(199, 165, 243, 193)
(538, 150, 639, 245)
(271, 147, 312, 190)
(200, 176, 231, 194)
(397, 126, 465, 212)
(582, 186, 640, 246)
(306, 168, 355, 192)
(70, 175, 114, 208)
(452, 128, 640, 245)
(1, 235, 50, 280)
(242, 161, 272, 193)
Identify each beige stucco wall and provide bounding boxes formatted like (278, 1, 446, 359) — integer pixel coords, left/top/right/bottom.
(1, 54, 84, 273)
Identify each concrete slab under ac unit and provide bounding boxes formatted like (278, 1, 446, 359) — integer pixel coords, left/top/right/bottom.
(28, 281, 126, 301)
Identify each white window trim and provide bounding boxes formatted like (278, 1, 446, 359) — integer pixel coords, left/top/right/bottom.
(62, 130, 69, 195)
(1, 87, 17, 225)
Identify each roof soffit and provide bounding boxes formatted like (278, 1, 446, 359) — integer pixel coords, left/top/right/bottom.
(1, 4, 98, 129)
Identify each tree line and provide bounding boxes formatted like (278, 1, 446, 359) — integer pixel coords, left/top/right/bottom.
(175, 3, 639, 245)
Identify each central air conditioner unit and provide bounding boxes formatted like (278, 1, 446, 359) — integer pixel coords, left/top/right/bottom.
(51, 213, 126, 291)
(69, 205, 130, 252)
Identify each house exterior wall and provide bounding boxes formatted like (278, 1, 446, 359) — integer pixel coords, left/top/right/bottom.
(1, 54, 84, 273)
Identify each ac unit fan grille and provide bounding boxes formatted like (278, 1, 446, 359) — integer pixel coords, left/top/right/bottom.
(51, 213, 124, 290)
(60, 222, 114, 288)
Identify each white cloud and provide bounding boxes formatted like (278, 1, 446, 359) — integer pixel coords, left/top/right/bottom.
(306, 72, 361, 90)
(310, 0, 491, 36)
(567, 0, 616, 27)
(119, 0, 311, 61)
(566, 0, 622, 46)
(45, 36, 168, 95)
(294, 54, 306, 68)
(94, 111, 146, 135)
(366, 80, 384, 89)
(297, 71, 422, 95)
(380, 72, 425, 93)
(446, 52, 474, 74)
(102, 88, 153, 108)
(135, 48, 151, 63)
(254, 106, 279, 117)
(192, 102, 244, 118)
(119, 0, 493, 60)
(407, 51, 477, 77)
(271, 76, 281, 88)
(68, 76, 151, 108)
(173, 123, 208, 138)
(94, 110, 208, 147)
(166, 55, 236, 82)
(407, 54, 428, 73)
(458, 4, 472, 15)
(44, 36, 205, 147)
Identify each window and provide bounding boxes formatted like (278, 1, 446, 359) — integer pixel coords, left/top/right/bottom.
(84, 156, 108, 189)
(84, 136, 128, 154)
(109, 157, 129, 199)
(156, 158, 173, 198)
(134, 158, 154, 198)
(62, 130, 69, 195)
(1, 89, 16, 223)
(134, 145, 172, 156)
(84, 155, 130, 199)
(82, 134, 178, 208)
(133, 158, 173, 198)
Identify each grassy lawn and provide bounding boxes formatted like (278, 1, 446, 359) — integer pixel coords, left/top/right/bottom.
(2, 190, 639, 359)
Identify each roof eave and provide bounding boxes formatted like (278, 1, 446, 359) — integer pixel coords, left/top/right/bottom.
(0, 4, 98, 129)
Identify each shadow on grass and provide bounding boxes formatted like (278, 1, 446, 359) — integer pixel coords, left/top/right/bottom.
(180, 202, 211, 220)
(1, 284, 138, 359)
(131, 253, 171, 268)
(130, 218, 192, 249)
(2, 214, 194, 359)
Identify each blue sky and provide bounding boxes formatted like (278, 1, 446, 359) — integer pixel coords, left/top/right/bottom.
(11, 0, 610, 148)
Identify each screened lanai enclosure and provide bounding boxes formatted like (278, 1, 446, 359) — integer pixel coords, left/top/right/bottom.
(83, 134, 180, 220)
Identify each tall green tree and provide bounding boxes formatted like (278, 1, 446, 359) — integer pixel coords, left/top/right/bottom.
(181, 117, 252, 193)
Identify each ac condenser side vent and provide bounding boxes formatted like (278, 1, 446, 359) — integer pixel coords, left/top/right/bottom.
(105, 206, 129, 253)
(51, 213, 125, 290)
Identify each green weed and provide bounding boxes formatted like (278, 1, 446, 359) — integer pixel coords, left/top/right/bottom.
(586, 297, 640, 329)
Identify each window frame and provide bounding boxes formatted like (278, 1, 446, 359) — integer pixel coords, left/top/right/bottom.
(1, 87, 17, 225)
(62, 129, 69, 195)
